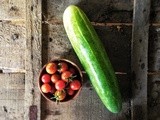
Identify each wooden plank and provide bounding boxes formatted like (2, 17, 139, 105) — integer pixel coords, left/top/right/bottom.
(42, 1, 132, 119)
(0, 100, 24, 120)
(149, 26, 160, 72)
(0, 0, 26, 20)
(43, 0, 133, 23)
(131, 0, 150, 119)
(148, 26, 160, 119)
(43, 24, 131, 73)
(42, 9, 131, 120)
(151, 0, 160, 11)
(41, 75, 130, 120)
(148, 76, 160, 120)
(0, 21, 26, 70)
(0, 74, 25, 100)
(24, 0, 42, 120)
(0, 74, 25, 120)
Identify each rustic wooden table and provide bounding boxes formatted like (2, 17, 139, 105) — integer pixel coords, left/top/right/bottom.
(0, 0, 160, 120)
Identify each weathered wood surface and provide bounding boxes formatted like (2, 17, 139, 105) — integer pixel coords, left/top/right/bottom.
(0, 21, 26, 70)
(0, 1, 27, 119)
(0, 0, 160, 120)
(41, 75, 130, 120)
(42, 0, 132, 120)
(25, 0, 42, 120)
(0, 0, 26, 20)
(0, 0, 42, 120)
(148, 26, 160, 120)
(42, 24, 132, 120)
(0, 74, 25, 120)
(131, 0, 150, 120)
(40, 0, 160, 120)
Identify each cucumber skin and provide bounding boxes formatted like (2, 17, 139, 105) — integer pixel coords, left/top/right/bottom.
(63, 5, 122, 113)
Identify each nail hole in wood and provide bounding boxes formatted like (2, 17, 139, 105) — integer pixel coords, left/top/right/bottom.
(89, 88, 93, 90)
(11, 34, 19, 41)
(3, 106, 8, 113)
(139, 39, 142, 43)
(139, 59, 142, 63)
(31, 6, 34, 11)
(141, 63, 145, 69)
(49, 38, 53, 42)
(31, 55, 33, 60)
(0, 70, 3, 73)
(31, 88, 34, 94)
(31, 36, 34, 41)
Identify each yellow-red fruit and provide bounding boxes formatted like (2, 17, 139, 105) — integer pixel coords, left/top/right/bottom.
(41, 83, 51, 93)
(46, 62, 57, 74)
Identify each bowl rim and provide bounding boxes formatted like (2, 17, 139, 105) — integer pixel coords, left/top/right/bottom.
(38, 58, 83, 103)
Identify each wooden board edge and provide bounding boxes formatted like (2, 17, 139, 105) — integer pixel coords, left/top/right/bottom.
(131, 0, 150, 119)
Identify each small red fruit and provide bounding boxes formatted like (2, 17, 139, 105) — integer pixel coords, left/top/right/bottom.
(70, 80, 81, 90)
(50, 85, 56, 94)
(55, 80, 66, 90)
(61, 71, 72, 82)
(51, 74, 60, 83)
(54, 90, 66, 101)
(67, 88, 75, 95)
(46, 62, 57, 74)
(41, 74, 51, 83)
(41, 83, 51, 93)
(58, 62, 68, 73)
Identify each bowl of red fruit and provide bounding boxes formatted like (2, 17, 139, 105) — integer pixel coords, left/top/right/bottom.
(38, 59, 83, 103)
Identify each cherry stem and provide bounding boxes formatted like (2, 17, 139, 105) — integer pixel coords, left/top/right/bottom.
(68, 75, 77, 82)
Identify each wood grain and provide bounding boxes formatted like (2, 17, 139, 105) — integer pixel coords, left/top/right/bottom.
(41, 1, 131, 119)
(41, 75, 131, 120)
(0, 74, 25, 120)
(131, 0, 150, 119)
(0, 21, 26, 69)
(0, 0, 160, 120)
(25, 0, 42, 120)
(0, 0, 26, 20)
(148, 26, 160, 119)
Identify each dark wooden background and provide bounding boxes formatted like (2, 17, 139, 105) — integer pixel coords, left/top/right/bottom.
(0, 0, 160, 120)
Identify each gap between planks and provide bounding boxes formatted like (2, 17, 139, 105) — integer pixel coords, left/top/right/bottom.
(0, 68, 160, 76)
(42, 20, 160, 26)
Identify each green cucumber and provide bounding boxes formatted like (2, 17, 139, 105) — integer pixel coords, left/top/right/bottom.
(63, 5, 122, 113)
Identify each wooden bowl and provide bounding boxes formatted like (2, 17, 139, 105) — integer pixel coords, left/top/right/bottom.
(38, 59, 83, 102)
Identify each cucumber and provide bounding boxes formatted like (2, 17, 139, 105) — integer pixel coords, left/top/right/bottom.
(63, 5, 122, 113)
